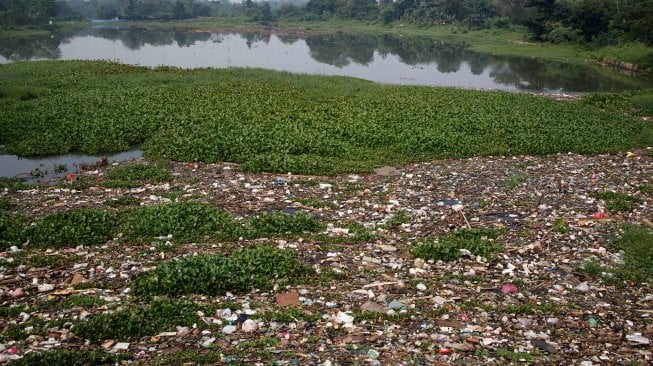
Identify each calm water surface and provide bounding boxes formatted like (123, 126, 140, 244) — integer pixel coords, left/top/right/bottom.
(1, 27, 651, 92)
(0, 149, 143, 180)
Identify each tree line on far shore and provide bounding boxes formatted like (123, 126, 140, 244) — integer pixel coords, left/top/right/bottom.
(1, 0, 651, 46)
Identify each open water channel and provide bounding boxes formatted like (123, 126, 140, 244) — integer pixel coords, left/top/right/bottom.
(1, 26, 652, 178)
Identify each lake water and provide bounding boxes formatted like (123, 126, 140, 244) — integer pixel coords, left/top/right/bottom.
(0, 149, 143, 180)
(1, 27, 652, 178)
(1, 27, 651, 92)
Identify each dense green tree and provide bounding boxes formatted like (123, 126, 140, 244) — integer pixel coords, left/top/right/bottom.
(520, 0, 565, 39)
(5, 0, 650, 50)
(335, 0, 377, 20)
(618, 0, 653, 45)
(260, 1, 273, 23)
(174, 0, 187, 19)
(569, 0, 609, 41)
(496, 0, 526, 19)
(97, 4, 121, 19)
(123, 0, 141, 20)
(305, 0, 337, 18)
(277, 3, 301, 19)
(465, 0, 496, 28)
(0, 0, 57, 25)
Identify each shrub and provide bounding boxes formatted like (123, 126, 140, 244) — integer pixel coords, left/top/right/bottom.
(547, 27, 579, 44)
(0, 198, 14, 211)
(0, 177, 30, 192)
(631, 93, 653, 116)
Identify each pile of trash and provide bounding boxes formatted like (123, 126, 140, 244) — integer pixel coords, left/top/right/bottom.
(1, 150, 651, 365)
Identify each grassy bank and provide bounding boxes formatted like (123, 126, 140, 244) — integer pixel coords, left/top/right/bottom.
(123, 17, 653, 70)
(1, 60, 651, 175)
(0, 21, 90, 38)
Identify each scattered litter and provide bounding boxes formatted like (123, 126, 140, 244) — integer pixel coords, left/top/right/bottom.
(1, 153, 651, 364)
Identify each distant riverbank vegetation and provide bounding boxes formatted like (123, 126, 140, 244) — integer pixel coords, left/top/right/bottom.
(1, 61, 651, 175)
(1, 0, 651, 70)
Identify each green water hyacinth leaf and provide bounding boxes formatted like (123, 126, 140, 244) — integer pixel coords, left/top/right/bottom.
(1, 61, 651, 175)
(103, 163, 173, 188)
(72, 299, 206, 342)
(116, 202, 240, 243)
(412, 228, 503, 261)
(133, 246, 314, 296)
(246, 211, 323, 237)
(30, 209, 117, 248)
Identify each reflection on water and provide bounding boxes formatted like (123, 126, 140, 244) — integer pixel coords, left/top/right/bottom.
(0, 27, 651, 92)
(0, 149, 143, 179)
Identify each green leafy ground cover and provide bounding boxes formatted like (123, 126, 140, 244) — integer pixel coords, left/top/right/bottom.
(102, 163, 173, 188)
(412, 228, 503, 261)
(580, 226, 653, 284)
(611, 226, 653, 283)
(1, 61, 651, 175)
(133, 246, 313, 296)
(589, 191, 644, 213)
(72, 298, 206, 342)
(6, 349, 125, 366)
(0, 202, 322, 251)
(117, 202, 240, 243)
(30, 209, 117, 248)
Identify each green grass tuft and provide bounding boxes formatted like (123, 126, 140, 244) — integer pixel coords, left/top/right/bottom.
(495, 348, 536, 362)
(384, 209, 411, 228)
(0, 214, 31, 251)
(505, 172, 529, 189)
(553, 218, 570, 233)
(60, 295, 109, 309)
(579, 226, 653, 284)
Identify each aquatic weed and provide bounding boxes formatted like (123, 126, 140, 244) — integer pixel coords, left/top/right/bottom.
(103, 163, 173, 188)
(133, 246, 313, 296)
(72, 298, 206, 342)
(30, 209, 117, 248)
(117, 202, 240, 243)
(2, 61, 651, 175)
(412, 228, 502, 261)
(590, 191, 643, 212)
